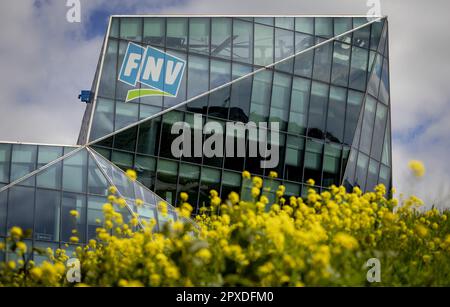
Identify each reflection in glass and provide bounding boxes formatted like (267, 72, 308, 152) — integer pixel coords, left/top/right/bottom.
(211, 18, 232, 59)
(288, 77, 310, 135)
(254, 24, 274, 66)
(189, 18, 210, 54)
(35, 189, 60, 241)
(233, 20, 253, 64)
(167, 18, 188, 50)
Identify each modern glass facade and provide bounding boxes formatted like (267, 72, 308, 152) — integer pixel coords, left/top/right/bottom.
(0, 16, 392, 257)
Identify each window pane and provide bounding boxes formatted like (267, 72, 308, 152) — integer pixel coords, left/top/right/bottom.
(353, 18, 370, 48)
(355, 153, 369, 189)
(288, 77, 310, 135)
(229, 64, 252, 122)
(7, 186, 35, 232)
(137, 118, 161, 156)
(110, 17, 119, 38)
(313, 38, 333, 83)
(371, 103, 388, 161)
(87, 196, 107, 240)
(308, 82, 329, 139)
(135, 155, 156, 190)
(344, 90, 364, 145)
(211, 18, 232, 59)
(120, 18, 142, 41)
(315, 18, 333, 38)
(349, 46, 369, 91)
(62, 150, 88, 193)
(379, 165, 390, 188)
(368, 54, 382, 97)
(323, 144, 342, 187)
(254, 24, 274, 66)
(163, 51, 187, 108)
(334, 17, 352, 36)
(155, 159, 178, 204)
(379, 57, 390, 104)
(382, 124, 391, 166)
(37, 161, 62, 190)
(189, 18, 210, 54)
(270, 72, 292, 131)
(143, 17, 165, 46)
(98, 39, 117, 99)
(331, 42, 351, 87)
(285, 136, 304, 181)
(187, 55, 209, 98)
(0, 144, 11, 183)
(166, 18, 187, 50)
(91, 98, 114, 140)
(366, 159, 379, 191)
(250, 70, 272, 123)
(233, 20, 253, 64)
(0, 190, 7, 236)
(10, 145, 37, 185)
(255, 17, 273, 26)
(360, 97, 377, 155)
(88, 156, 108, 196)
(295, 17, 314, 34)
(38, 146, 63, 165)
(198, 167, 221, 208)
(61, 193, 86, 243)
(275, 28, 294, 73)
(111, 151, 133, 171)
(304, 139, 323, 185)
(178, 164, 200, 206)
(210, 59, 231, 89)
(35, 189, 60, 241)
(221, 171, 241, 198)
(115, 101, 139, 130)
(326, 86, 347, 143)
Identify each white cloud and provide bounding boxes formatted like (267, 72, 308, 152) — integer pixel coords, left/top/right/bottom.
(0, 0, 449, 206)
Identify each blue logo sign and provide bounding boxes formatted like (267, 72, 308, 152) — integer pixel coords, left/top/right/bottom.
(118, 42, 186, 102)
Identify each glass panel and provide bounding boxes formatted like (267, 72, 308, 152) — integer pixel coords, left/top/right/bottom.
(115, 101, 139, 130)
(11, 145, 37, 186)
(254, 24, 274, 66)
(203, 119, 224, 168)
(294, 33, 315, 78)
(285, 182, 301, 197)
(137, 117, 161, 156)
(162, 51, 187, 108)
(135, 155, 156, 190)
(229, 63, 252, 122)
(344, 90, 364, 145)
(366, 159, 379, 191)
(0, 190, 7, 236)
(62, 149, 88, 193)
(111, 163, 135, 200)
(379, 164, 390, 188)
(349, 46, 368, 91)
(334, 17, 352, 36)
(288, 77, 310, 135)
(331, 42, 351, 87)
(368, 54, 382, 97)
(275, 28, 294, 73)
(326, 86, 347, 143)
(379, 57, 390, 104)
(36, 161, 62, 190)
(139, 104, 162, 120)
(87, 196, 107, 240)
(189, 18, 210, 55)
(0, 144, 11, 183)
(211, 18, 232, 59)
(275, 17, 294, 30)
(255, 17, 274, 26)
(7, 186, 35, 232)
(285, 136, 304, 182)
(166, 18, 188, 50)
(323, 143, 342, 188)
(155, 159, 178, 204)
(210, 59, 231, 89)
(233, 20, 253, 64)
(382, 123, 391, 166)
(249, 70, 272, 123)
(38, 146, 62, 165)
(110, 17, 119, 38)
(313, 38, 333, 83)
(343, 149, 357, 187)
(360, 97, 377, 155)
(307, 82, 329, 139)
(177, 164, 200, 207)
(198, 167, 221, 208)
(35, 189, 60, 242)
(143, 17, 165, 46)
(90, 98, 114, 140)
(353, 18, 370, 48)
(270, 72, 292, 131)
(315, 17, 333, 38)
(221, 171, 241, 198)
(371, 103, 388, 161)
(120, 17, 142, 41)
(88, 155, 108, 196)
(61, 193, 86, 243)
(159, 111, 184, 159)
(370, 20, 384, 50)
(295, 17, 314, 34)
(355, 153, 369, 189)
(303, 139, 323, 185)
(98, 39, 117, 99)
(187, 54, 209, 99)
(111, 151, 133, 171)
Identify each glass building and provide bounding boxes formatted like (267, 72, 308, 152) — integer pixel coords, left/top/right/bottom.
(0, 15, 392, 257)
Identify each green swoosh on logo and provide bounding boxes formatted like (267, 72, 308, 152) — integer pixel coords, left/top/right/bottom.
(126, 89, 174, 102)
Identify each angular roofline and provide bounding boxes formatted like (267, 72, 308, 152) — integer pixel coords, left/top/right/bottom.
(111, 14, 387, 18)
(0, 140, 81, 148)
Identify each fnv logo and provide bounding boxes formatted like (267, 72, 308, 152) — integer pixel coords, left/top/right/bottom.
(118, 42, 186, 102)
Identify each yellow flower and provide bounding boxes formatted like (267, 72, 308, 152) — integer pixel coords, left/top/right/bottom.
(242, 171, 251, 179)
(415, 224, 428, 238)
(180, 192, 189, 202)
(228, 192, 239, 204)
(16, 241, 27, 254)
(333, 233, 359, 250)
(408, 160, 425, 177)
(70, 236, 79, 243)
(0, 242, 5, 251)
(196, 248, 212, 262)
(252, 176, 263, 189)
(108, 186, 118, 195)
(268, 171, 278, 178)
(150, 274, 161, 285)
(10, 226, 23, 240)
(70, 210, 79, 218)
(210, 189, 219, 198)
(7, 261, 16, 270)
(30, 267, 43, 280)
(251, 187, 260, 198)
(126, 169, 137, 181)
(211, 196, 221, 207)
(135, 198, 144, 207)
(306, 179, 315, 186)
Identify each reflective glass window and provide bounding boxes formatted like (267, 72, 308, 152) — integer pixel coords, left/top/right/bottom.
(344, 90, 363, 145)
(36, 161, 62, 190)
(177, 164, 200, 206)
(367, 54, 382, 97)
(62, 150, 88, 193)
(198, 167, 221, 209)
(35, 189, 60, 242)
(379, 164, 391, 188)
(0, 144, 11, 183)
(352, 18, 370, 48)
(288, 77, 310, 135)
(233, 20, 253, 64)
(249, 70, 272, 123)
(155, 159, 178, 204)
(308, 82, 329, 139)
(270, 72, 292, 131)
(143, 17, 165, 46)
(295, 17, 314, 35)
(275, 17, 294, 30)
(120, 18, 142, 41)
(349, 46, 369, 91)
(315, 18, 333, 38)
(221, 171, 241, 199)
(189, 18, 210, 54)
(254, 24, 274, 66)
(88, 156, 108, 196)
(284, 182, 301, 197)
(110, 17, 119, 38)
(323, 143, 342, 187)
(313, 39, 333, 83)
(360, 97, 377, 155)
(366, 159, 380, 191)
(379, 57, 390, 104)
(7, 186, 35, 232)
(87, 196, 107, 240)
(229, 64, 252, 122)
(371, 103, 388, 161)
(210, 59, 231, 89)
(61, 193, 86, 243)
(331, 42, 351, 87)
(137, 118, 161, 156)
(285, 136, 304, 182)
(187, 55, 209, 99)
(211, 18, 232, 59)
(275, 28, 294, 73)
(355, 153, 369, 189)
(334, 18, 352, 36)
(10, 145, 37, 186)
(382, 124, 391, 166)
(304, 139, 323, 185)
(91, 98, 114, 141)
(0, 190, 7, 236)
(98, 39, 117, 99)
(255, 17, 274, 26)
(115, 101, 139, 130)
(135, 156, 156, 190)
(163, 51, 187, 108)
(166, 18, 188, 50)
(326, 86, 347, 143)
(370, 21, 384, 50)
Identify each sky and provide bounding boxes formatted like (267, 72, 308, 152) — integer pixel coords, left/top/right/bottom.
(0, 0, 449, 208)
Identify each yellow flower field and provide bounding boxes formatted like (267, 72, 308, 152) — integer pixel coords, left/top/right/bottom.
(0, 168, 449, 287)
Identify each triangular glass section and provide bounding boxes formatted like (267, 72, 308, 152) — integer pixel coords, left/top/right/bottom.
(381, 119, 391, 167)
